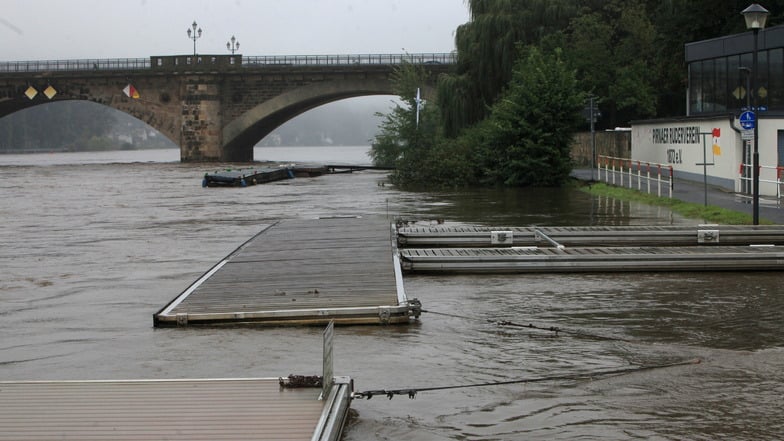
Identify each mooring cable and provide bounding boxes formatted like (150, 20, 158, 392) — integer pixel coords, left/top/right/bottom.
(421, 309, 632, 342)
(352, 358, 700, 400)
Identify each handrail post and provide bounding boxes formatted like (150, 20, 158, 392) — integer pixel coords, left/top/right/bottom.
(637, 160, 642, 191)
(612, 158, 616, 185)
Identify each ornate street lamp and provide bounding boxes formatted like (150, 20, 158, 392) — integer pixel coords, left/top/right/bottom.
(227, 35, 240, 55)
(187, 21, 203, 56)
(741, 3, 769, 225)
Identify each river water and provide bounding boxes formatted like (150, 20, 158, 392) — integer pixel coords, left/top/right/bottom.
(1, 147, 782, 440)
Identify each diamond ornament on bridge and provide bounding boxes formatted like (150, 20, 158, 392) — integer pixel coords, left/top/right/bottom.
(43, 85, 57, 99)
(24, 86, 38, 100)
(123, 84, 140, 99)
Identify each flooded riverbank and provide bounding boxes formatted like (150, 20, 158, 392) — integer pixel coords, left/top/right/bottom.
(1, 149, 781, 440)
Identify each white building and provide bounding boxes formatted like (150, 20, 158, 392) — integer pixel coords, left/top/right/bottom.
(632, 24, 784, 197)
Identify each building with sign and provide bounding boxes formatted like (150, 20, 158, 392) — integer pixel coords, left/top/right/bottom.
(631, 24, 784, 197)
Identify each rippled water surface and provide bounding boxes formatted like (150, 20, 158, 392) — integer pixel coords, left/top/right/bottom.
(1, 148, 782, 440)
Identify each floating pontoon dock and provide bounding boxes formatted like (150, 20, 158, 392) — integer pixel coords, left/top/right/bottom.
(399, 245, 784, 273)
(397, 225, 784, 247)
(0, 376, 352, 441)
(396, 224, 784, 273)
(154, 216, 417, 327)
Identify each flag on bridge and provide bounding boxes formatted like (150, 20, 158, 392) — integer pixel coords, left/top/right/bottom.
(123, 84, 140, 99)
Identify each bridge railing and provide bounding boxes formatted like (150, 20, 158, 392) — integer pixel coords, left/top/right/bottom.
(0, 53, 454, 73)
(242, 53, 455, 67)
(0, 58, 150, 72)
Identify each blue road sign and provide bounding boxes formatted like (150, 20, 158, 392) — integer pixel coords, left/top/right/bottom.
(740, 111, 756, 130)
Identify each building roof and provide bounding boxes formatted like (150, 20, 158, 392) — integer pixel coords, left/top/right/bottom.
(685, 24, 784, 62)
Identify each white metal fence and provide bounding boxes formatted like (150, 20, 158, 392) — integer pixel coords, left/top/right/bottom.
(597, 155, 674, 198)
(738, 163, 784, 205)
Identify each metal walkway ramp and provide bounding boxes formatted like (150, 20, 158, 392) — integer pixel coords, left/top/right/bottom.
(397, 225, 784, 247)
(400, 245, 784, 273)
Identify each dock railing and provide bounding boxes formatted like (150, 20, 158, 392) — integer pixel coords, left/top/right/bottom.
(597, 155, 673, 198)
(738, 163, 784, 206)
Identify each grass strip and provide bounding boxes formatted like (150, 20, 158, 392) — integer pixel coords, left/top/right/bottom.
(578, 182, 772, 225)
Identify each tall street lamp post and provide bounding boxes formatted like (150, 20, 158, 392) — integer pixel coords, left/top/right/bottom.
(187, 21, 202, 56)
(742, 3, 769, 225)
(227, 35, 240, 55)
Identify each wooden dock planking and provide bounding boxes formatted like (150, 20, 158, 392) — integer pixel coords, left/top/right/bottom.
(400, 245, 784, 273)
(154, 217, 413, 326)
(0, 377, 352, 441)
(397, 225, 784, 247)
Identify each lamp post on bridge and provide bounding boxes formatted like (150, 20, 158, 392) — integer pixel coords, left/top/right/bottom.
(741, 3, 769, 225)
(226, 35, 240, 55)
(187, 21, 203, 56)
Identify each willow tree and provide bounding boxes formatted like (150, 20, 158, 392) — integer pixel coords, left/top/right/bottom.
(438, 0, 578, 136)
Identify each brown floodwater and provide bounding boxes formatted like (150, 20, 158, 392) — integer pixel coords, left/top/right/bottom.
(1, 149, 782, 440)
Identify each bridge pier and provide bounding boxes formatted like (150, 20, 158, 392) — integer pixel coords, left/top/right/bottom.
(180, 81, 232, 162)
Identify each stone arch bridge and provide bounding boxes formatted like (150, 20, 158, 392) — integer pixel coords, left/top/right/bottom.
(0, 53, 452, 161)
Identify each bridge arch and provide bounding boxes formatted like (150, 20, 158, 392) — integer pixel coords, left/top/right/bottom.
(222, 78, 393, 162)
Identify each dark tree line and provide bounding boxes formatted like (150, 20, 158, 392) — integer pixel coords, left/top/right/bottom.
(442, 0, 784, 133)
(0, 101, 118, 152)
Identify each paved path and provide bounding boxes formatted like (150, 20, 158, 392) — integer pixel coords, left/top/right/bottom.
(571, 168, 784, 224)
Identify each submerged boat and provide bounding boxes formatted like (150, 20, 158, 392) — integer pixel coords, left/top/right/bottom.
(202, 166, 294, 187)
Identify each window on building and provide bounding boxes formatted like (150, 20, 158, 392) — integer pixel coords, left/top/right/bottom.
(728, 55, 744, 109)
(690, 61, 703, 113)
(702, 59, 715, 112)
(715, 57, 728, 111)
(770, 49, 784, 108)
(758, 50, 769, 110)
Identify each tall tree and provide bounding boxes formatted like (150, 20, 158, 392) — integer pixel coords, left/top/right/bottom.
(564, 0, 658, 128)
(479, 46, 584, 186)
(438, 0, 578, 136)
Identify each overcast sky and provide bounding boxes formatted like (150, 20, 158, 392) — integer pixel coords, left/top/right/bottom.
(1, 0, 469, 61)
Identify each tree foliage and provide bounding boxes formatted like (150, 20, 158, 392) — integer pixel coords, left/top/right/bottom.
(439, 0, 578, 136)
(563, 0, 658, 126)
(373, 0, 784, 189)
(371, 63, 476, 188)
(477, 46, 584, 186)
(374, 46, 583, 189)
